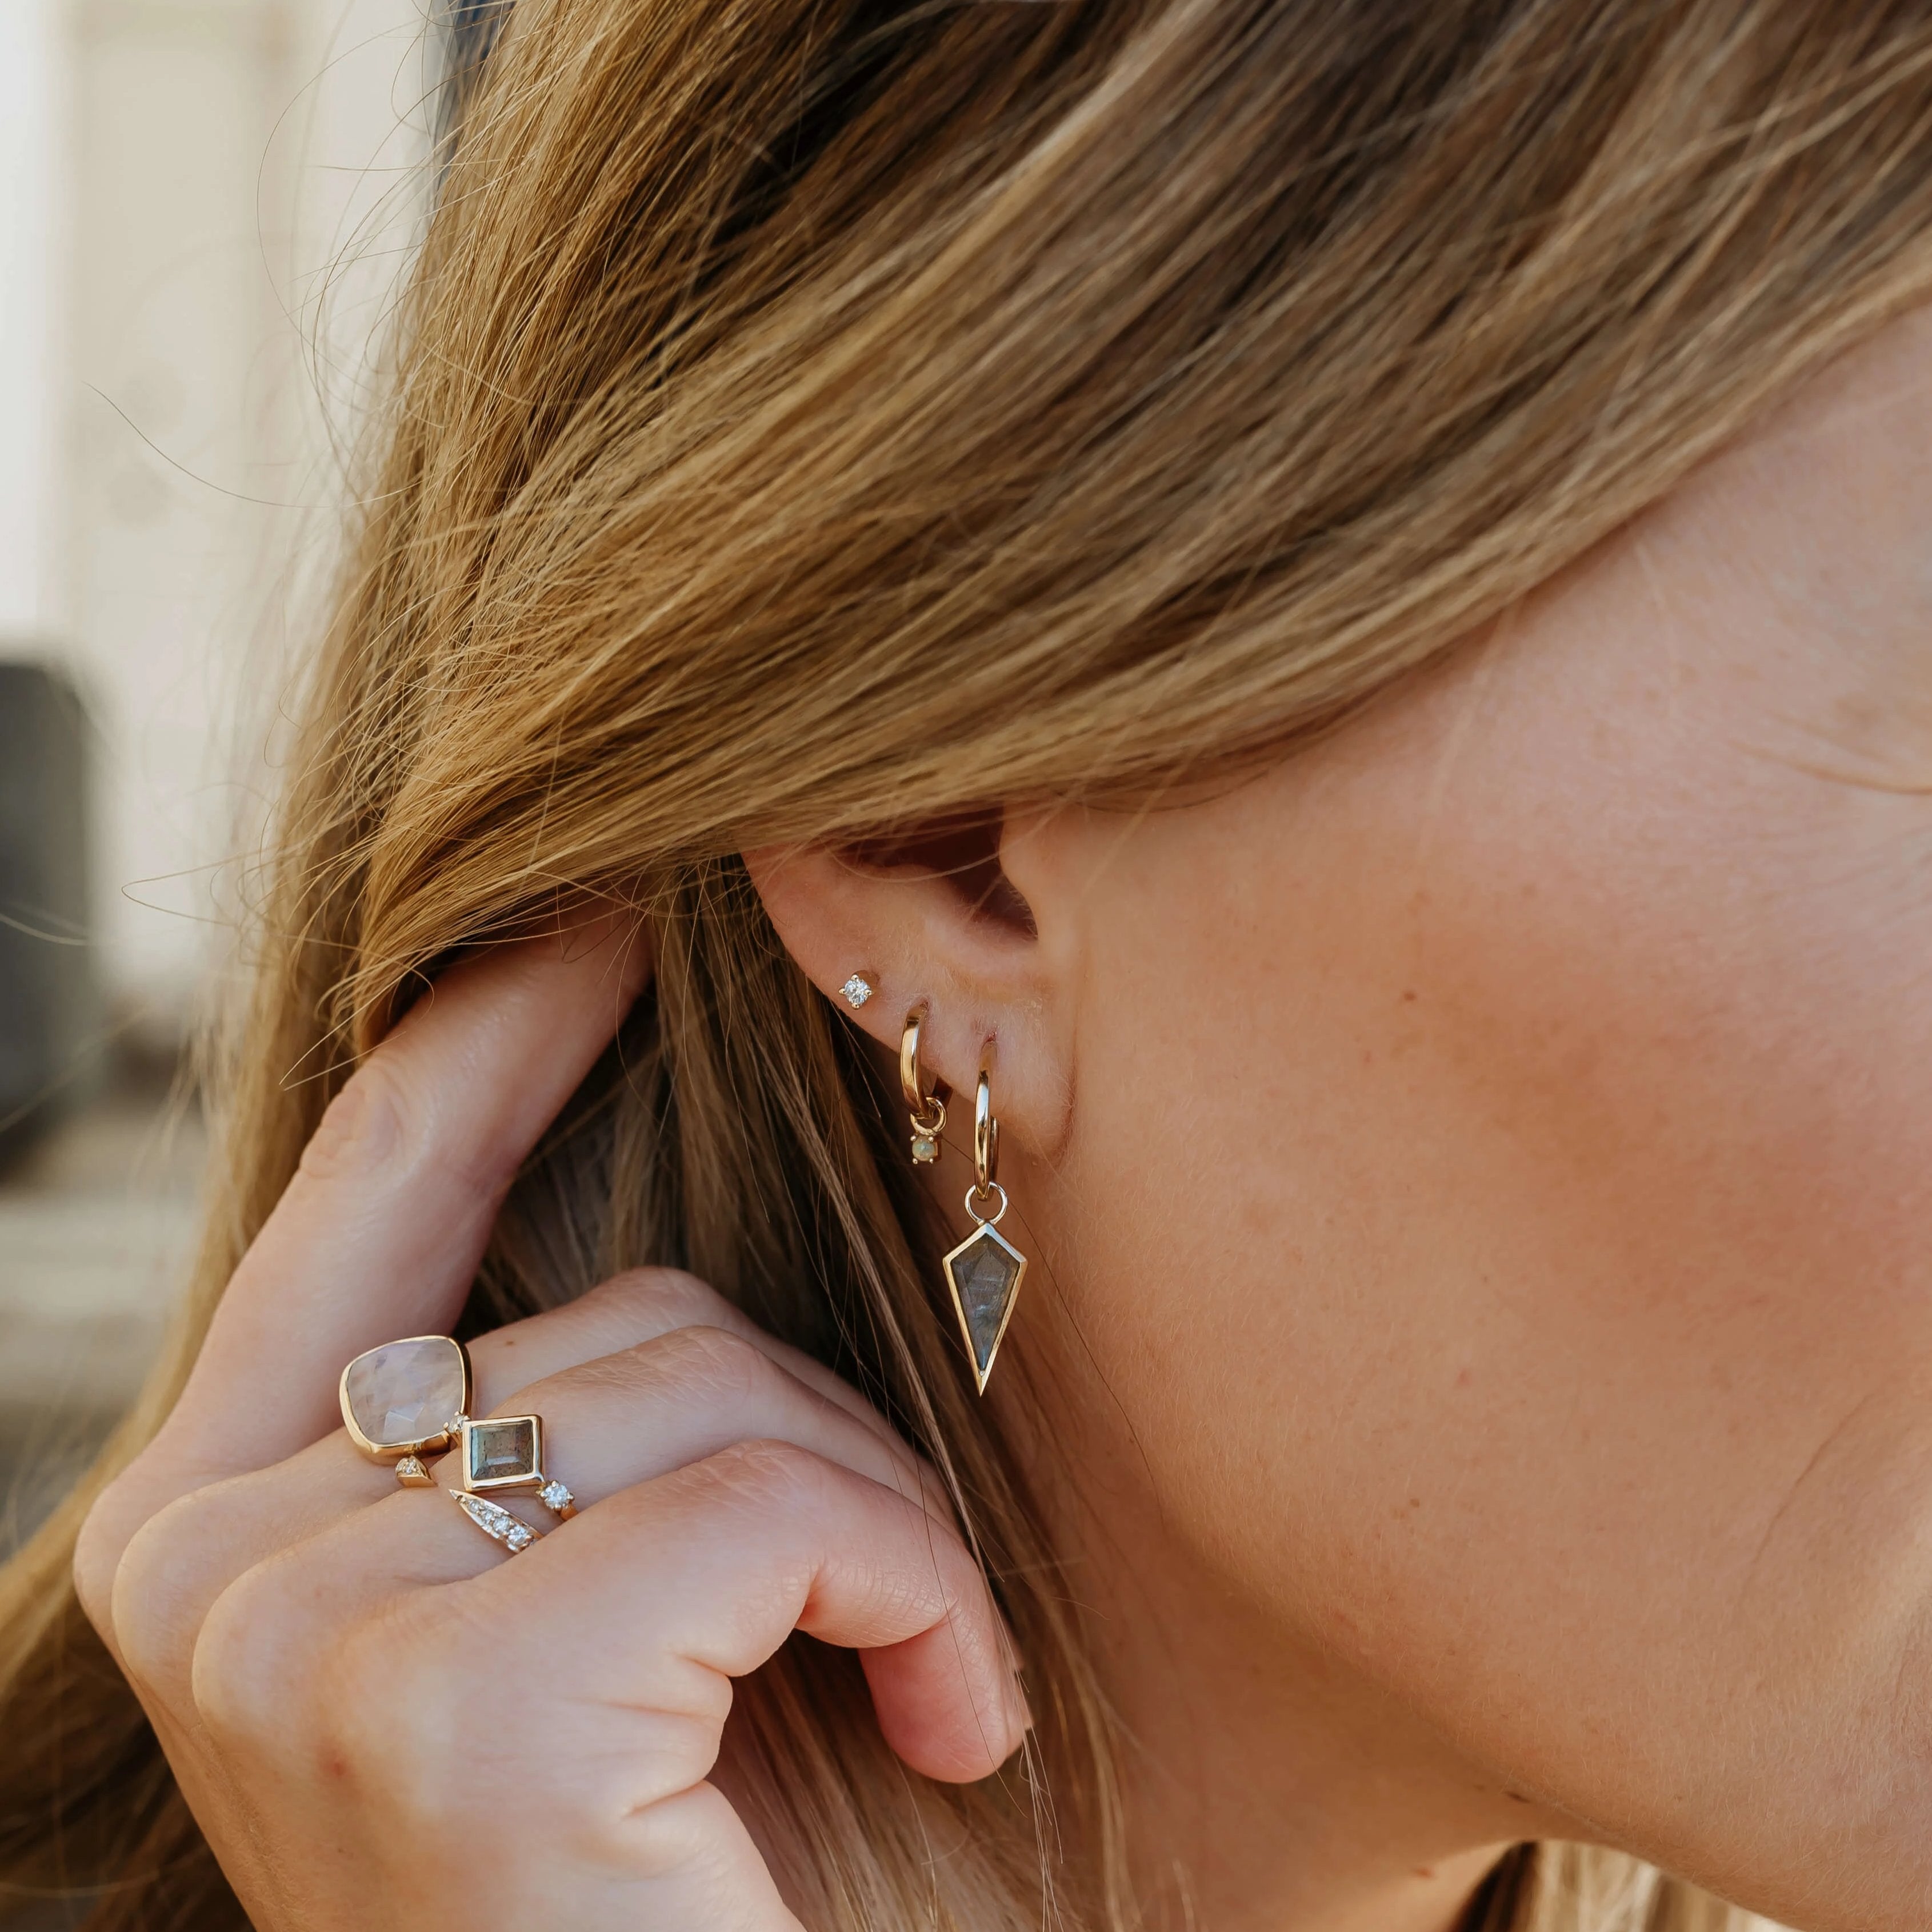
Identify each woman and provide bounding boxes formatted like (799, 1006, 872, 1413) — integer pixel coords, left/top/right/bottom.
(6, 2, 1932, 1926)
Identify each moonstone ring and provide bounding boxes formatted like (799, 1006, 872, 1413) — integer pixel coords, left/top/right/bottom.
(339, 1335, 473, 1486)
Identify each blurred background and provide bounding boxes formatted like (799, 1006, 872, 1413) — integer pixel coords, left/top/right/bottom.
(0, 0, 437, 1553)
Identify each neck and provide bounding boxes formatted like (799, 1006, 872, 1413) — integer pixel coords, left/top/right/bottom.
(1005, 1373, 1549, 1932)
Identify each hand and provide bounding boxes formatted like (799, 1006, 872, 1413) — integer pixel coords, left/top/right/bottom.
(73, 928, 1028, 1931)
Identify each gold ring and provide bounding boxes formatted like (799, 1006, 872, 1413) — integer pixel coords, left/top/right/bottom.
(339, 1335, 473, 1487)
(453, 1413, 577, 1519)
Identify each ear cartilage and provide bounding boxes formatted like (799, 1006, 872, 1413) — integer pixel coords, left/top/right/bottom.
(839, 974, 875, 1009)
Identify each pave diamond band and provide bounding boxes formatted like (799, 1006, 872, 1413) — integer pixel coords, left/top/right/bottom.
(451, 1490, 541, 1555)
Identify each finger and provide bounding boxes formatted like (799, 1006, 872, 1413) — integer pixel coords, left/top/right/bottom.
(462, 1267, 917, 1457)
(88, 1437, 395, 1910)
(102, 1278, 894, 1707)
(86, 1266, 847, 1671)
(194, 1441, 1026, 1815)
(108, 1325, 951, 1718)
(458, 1440, 1027, 1785)
(463, 1322, 953, 1525)
(75, 921, 648, 1651)
(171, 919, 650, 1474)
(107, 1434, 391, 1711)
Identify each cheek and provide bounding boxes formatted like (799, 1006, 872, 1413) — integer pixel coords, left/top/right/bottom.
(1053, 689, 1932, 1852)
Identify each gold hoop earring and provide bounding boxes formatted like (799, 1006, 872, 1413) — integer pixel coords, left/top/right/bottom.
(900, 1007, 946, 1164)
(942, 1052, 1028, 1394)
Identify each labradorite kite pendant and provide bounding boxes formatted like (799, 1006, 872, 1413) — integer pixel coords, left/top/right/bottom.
(942, 1221, 1027, 1394)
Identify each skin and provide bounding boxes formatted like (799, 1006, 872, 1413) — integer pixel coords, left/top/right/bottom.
(74, 306, 1932, 1931)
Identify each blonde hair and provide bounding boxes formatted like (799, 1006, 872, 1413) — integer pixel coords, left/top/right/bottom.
(6, 2, 1932, 1926)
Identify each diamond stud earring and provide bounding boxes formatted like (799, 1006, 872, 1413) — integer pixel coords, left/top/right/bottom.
(840, 973, 875, 1009)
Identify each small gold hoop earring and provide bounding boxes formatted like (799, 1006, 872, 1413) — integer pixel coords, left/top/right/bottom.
(970, 1061, 1003, 1221)
(941, 1050, 1028, 1394)
(900, 1007, 946, 1164)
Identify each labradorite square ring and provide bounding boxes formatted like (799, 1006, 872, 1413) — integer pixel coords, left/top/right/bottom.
(455, 1411, 577, 1518)
(447, 1410, 577, 1554)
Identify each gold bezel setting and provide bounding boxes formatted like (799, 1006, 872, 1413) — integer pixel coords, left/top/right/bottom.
(461, 1413, 546, 1494)
(942, 1221, 1027, 1397)
(339, 1334, 473, 1462)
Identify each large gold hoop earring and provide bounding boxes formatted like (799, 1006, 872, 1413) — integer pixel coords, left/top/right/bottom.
(899, 1006, 946, 1164)
(941, 1052, 1028, 1394)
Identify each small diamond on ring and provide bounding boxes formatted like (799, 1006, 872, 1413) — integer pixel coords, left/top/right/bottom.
(539, 1479, 574, 1514)
(840, 975, 874, 1009)
(451, 1489, 542, 1554)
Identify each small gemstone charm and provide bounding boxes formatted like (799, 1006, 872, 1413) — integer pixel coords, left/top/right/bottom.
(911, 1131, 939, 1163)
(840, 974, 874, 1009)
(394, 1454, 431, 1487)
(538, 1479, 576, 1518)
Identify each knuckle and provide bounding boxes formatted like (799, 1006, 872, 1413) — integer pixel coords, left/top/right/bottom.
(307, 1613, 454, 1810)
(639, 1322, 770, 1404)
(520, 1322, 769, 1420)
(593, 1266, 734, 1334)
(188, 1567, 283, 1750)
(105, 1485, 219, 1693)
(191, 1563, 436, 1791)
(689, 1436, 822, 1517)
(73, 1460, 156, 1641)
(298, 1061, 414, 1182)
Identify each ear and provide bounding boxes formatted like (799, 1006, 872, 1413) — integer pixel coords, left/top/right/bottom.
(743, 809, 1075, 1157)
